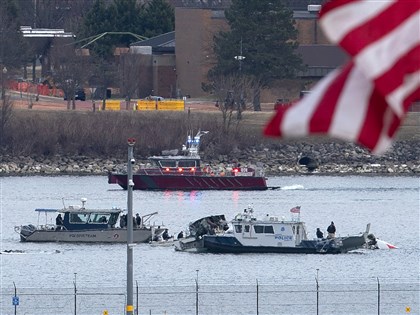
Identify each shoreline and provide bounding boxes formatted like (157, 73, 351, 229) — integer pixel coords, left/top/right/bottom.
(1, 138, 419, 177)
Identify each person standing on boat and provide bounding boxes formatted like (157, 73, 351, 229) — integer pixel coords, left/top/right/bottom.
(162, 229, 171, 241)
(119, 214, 127, 228)
(177, 231, 184, 239)
(55, 214, 64, 230)
(316, 228, 324, 239)
(135, 213, 141, 227)
(327, 222, 336, 239)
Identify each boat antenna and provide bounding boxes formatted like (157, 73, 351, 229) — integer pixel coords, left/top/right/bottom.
(81, 198, 87, 209)
(62, 198, 66, 210)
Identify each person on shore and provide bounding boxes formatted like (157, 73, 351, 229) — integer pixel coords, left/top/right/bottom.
(135, 213, 141, 227)
(327, 222, 336, 239)
(316, 228, 324, 239)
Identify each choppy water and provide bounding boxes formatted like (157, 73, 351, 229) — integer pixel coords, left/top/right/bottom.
(0, 175, 418, 314)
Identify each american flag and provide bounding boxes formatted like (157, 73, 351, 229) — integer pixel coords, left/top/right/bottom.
(264, 0, 420, 154)
(290, 206, 301, 214)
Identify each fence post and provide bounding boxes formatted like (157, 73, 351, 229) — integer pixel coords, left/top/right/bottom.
(74, 273, 77, 315)
(13, 282, 17, 315)
(195, 269, 199, 315)
(316, 269, 319, 315)
(136, 281, 139, 315)
(256, 279, 259, 315)
(377, 277, 380, 315)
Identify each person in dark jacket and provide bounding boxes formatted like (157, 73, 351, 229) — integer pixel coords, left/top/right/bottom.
(177, 231, 184, 239)
(316, 228, 324, 239)
(119, 214, 127, 228)
(162, 229, 171, 241)
(135, 213, 141, 227)
(327, 222, 336, 239)
(55, 214, 64, 230)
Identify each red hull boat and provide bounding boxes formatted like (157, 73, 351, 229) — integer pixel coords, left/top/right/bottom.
(108, 131, 268, 191)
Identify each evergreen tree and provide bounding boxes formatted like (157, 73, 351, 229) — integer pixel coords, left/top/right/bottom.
(110, 0, 143, 46)
(141, 0, 175, 38)
(78, 0, 114, 59)
(79, 0, 174, 59)
(210, 0, 304, 110)
(0, 0, 26, 71)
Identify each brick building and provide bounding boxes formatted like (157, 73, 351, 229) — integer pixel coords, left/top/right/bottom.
(131, 0, 347, 101)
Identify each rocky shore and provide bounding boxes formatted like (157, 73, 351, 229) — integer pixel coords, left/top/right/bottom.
(1, 140, 419, 176)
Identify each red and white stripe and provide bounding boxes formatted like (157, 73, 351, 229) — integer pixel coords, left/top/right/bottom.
(290, 206, 301, 214)
(264, 0, 420, 154)
(265, 63, 395, 153)
(320, 0, 420, 116)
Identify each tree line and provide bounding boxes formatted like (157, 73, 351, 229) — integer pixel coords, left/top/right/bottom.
(0, 0, 305, 154)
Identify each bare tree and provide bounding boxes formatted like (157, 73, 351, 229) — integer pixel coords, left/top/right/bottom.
(50, 38, 89, 110)
(119, 52, 142, 109)
(89, 59, 117, 110)
(0, 79, 13, 147)
(210, 73, 255, 135)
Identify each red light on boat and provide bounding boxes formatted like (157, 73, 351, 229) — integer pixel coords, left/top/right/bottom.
(233, 168, 239, 173)
(165, 168, 170, 172)
(190, 167, 195, 172)
(178, 167, 183, 172)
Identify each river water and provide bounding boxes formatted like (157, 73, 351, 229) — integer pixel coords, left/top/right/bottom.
(0, 175, 418, 315)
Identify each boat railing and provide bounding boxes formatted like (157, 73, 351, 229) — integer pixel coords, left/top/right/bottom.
(255, 168, 265, 177)
(38, 224, 68, 231)
(140, 212, 159, 228)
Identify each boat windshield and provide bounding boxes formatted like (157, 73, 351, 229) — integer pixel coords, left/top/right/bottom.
(89, 213, 111, 224)
(159, 160, 176, 168)
(178, 160, 196, 168)
(70, 213, 90, 224)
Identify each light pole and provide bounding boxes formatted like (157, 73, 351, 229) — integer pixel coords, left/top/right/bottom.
(234, 38, 245, 119)
(126, 138, 136, 315)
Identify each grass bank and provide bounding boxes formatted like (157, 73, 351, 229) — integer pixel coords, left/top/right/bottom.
(1, 109, 418, 161)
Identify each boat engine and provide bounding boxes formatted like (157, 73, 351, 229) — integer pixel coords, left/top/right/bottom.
(20, 224, 36, 237)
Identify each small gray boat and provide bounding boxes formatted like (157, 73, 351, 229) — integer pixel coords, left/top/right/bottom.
(14, 198, 164, 243)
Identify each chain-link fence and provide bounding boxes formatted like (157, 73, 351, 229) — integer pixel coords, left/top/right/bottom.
(1, 279, 418, 315)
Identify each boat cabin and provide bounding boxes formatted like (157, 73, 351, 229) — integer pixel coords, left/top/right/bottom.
(148, 156, 202, 174)
(231, 208, 308, 247)
(61, 206, 121, 230)
(32, 205, 122, 231)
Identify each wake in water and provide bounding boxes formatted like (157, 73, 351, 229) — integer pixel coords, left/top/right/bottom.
(281, 184, 304, 190)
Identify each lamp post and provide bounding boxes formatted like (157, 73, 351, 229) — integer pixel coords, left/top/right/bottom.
(126, 138, 136, 315)
(234, 38, 245, 119)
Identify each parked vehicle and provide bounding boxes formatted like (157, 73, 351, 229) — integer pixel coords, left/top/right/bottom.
(64, 89, 86, 101)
